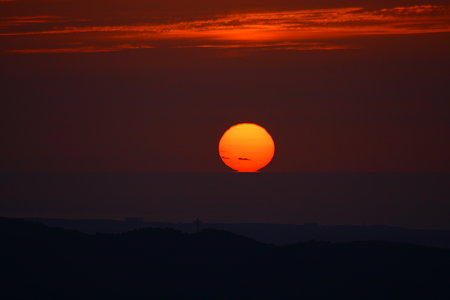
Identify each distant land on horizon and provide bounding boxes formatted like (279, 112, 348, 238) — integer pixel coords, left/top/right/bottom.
(26, 217, 450, 249)
(1, 172, 449, 230)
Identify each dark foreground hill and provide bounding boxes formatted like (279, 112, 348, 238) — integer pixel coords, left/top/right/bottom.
(1, 218, 450, 299)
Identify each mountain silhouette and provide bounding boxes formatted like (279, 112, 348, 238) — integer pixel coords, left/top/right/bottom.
(2, 217, 450, 299)
(30, 217, 450, 249)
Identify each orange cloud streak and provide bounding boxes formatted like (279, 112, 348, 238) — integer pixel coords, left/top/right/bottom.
(2, 5, 450, 53)
(7, 44, 154, 54)
(0, 16, 62, 29)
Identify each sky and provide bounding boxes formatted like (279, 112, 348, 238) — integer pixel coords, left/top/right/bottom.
(1, 0, 450, 172)
(2, 173, 450, 229)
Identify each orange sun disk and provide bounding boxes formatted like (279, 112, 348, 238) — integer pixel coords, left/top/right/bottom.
(218, 123, 275, 172)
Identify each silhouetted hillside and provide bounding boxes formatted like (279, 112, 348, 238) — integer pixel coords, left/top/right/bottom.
(30, 217, 450, 248)
(2, 217, 450, 299)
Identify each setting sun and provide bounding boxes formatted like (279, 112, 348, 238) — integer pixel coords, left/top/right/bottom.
(218, 123, 275, 172)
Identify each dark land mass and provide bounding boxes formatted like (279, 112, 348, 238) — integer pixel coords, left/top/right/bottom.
(30, 217, 450, 249)
(2, 217, 450, 299)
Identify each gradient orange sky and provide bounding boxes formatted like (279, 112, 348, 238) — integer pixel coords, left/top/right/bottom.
(1, 0, 449, 172)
